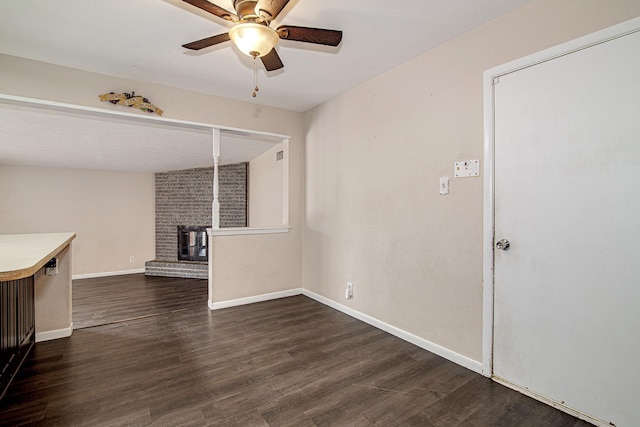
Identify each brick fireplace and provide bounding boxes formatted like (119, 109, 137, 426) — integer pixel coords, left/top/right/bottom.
(145, 164, 247, 279)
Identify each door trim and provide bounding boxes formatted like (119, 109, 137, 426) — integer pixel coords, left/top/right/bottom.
(493, 376, 606, 426)
(481, 16, 640, 378)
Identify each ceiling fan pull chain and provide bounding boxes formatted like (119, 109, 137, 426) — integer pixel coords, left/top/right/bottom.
(252, 54, 259, 97)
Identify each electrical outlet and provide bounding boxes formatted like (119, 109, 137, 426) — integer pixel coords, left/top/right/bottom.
(345, 282, 353, 299)
(129, 256, 135, 263)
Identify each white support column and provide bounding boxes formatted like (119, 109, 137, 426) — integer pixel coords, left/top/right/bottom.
(282, 138, 290, 227)
(212, 128, 221, 229)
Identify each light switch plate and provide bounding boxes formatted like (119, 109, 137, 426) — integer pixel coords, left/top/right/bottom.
(454, 159, 480, 178)
(439, 176, 450, 195)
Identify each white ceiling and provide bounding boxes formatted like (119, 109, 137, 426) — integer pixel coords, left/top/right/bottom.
(0, 0, 531, 112)
(0, 0, 532, 173)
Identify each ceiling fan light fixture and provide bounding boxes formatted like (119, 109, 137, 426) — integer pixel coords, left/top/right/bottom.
(229, 23, 279, 58)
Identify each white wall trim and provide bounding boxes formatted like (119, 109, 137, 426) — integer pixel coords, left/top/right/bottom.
(36, 323, 73, 342)
(73, 268, 145, 280)
(481, 70, 496, 378)
(207, 226, 291, 237)
(484, 17, 640, 81)
(208, 288, 303, 310)
(481, 16, 640, 379)
(0, 93, 290, 140)
(493, 376, 607, 427)
(70, 266, 487, 376)
(207, 287, 482, 374)
(303, 290, 483, 375)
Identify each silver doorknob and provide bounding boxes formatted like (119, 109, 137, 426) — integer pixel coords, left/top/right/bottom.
(496, 239, 510, 250)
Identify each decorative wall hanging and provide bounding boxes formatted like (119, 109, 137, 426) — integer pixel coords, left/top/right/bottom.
(98, 92, 164, 116)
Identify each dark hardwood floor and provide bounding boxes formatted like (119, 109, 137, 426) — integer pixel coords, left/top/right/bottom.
(0, 274, 590, 426)
(72, 274, 208, 329)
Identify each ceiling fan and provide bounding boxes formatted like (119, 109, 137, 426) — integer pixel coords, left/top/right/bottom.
(181, 0, 343, 73)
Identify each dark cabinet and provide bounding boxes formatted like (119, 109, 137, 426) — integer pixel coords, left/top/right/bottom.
(0, 276, 35, 400)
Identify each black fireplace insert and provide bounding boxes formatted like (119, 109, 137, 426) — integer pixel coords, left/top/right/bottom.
(177, 225, 209, 262)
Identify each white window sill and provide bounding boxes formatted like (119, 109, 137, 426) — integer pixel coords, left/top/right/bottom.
(207, 227, 291, 237)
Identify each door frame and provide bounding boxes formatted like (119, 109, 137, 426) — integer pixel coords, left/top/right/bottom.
(481, 15, 640, 382)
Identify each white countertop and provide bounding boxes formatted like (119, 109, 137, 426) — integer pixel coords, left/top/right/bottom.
(0, 232, 76, 281)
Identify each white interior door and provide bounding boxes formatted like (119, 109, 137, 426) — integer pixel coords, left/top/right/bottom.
(493, 29, 640, 426)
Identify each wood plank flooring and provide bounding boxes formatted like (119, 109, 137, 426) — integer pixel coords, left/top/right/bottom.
(73, 274, 208, 329)
(0, 274, 590, 426)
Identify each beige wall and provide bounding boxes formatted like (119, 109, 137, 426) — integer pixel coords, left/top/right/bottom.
(302, 0, 640, 362)
(34, 242, 72, 338)
(1, 56, 304, 290)
(249, 142, 285, 227)
(3, 0, 638, 366)
(0, 165, 154, 276)
(210, 232, 300, 302)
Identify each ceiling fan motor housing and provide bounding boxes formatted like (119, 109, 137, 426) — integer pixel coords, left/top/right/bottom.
(234, 0, 260, 21)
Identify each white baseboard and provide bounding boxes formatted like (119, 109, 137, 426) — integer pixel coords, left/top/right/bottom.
(208, 288, 303, 310)
(302, 290, 483, 374)
(36, 323, 73, 342)
(87, 275, 481, 374)
(73, 268, 145, 280)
